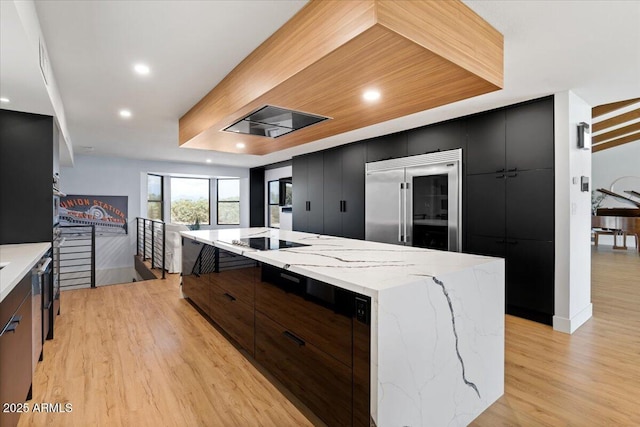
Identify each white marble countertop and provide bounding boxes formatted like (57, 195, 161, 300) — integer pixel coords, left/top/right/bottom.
(0, 242, 51, 302)
(181, 228, 499, 298)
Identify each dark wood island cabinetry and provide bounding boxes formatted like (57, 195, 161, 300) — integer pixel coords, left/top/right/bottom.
(182, 237, 371, 427)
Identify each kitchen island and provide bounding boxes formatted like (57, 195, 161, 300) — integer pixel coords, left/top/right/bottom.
(181, 228, 504, 427)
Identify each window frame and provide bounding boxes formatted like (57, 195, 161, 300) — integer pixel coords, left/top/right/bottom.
(216, 178, 240, 225)
(147, 173, 164, 221)
(170, 177, 211, 225)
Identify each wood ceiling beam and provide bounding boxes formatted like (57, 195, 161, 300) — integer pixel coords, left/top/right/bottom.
(178, 0, 503, 155)
(592, 98, 640, 118)
(592, 131, 640, 153)
(593, 121, 640, 143)
(592, 108, 640, 133)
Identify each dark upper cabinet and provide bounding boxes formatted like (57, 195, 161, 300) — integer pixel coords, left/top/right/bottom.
(466, 173, 506, 238)
(466, 109, 506, 175)
(506, 169, 554, 241)
(407, 119, 467, 156)
(0, 110, 54, 244)
(506, 96, 554, 171)
(292, 152, 324, 234)
(365, 132, 407, 163)
(323, 143, 365, 239)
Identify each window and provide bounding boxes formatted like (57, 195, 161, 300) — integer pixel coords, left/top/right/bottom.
(147, 174, 163, 220)
(170, 177, 210, 225)
(268, 180, 280, 228)
(217, 179, 240, 225)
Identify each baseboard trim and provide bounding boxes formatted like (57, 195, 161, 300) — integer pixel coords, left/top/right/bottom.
(553, 303, 593, 334)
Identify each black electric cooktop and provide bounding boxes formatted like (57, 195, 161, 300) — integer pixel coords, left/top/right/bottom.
(231, 237, 309, 251)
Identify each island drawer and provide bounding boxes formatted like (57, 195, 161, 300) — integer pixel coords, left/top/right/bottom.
(209, 282, 255, 356)
(212, 249, 258, 307)
(255, 312, 352, 427)
(256, 265, 353, 367)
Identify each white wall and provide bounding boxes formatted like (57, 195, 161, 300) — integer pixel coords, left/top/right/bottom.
(553, 91, 593, 334)
(591, 140, 640, 247)
(61, 155, 249, 285)
(264, 165, 293, 230)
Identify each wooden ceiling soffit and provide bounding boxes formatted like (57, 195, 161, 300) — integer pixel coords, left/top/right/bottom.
(592, 97, 640, 118)
(179, 0, 503, 155)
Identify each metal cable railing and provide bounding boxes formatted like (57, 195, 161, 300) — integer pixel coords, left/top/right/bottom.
(136, 217, 166, 279)
(59, 225, 96, 289)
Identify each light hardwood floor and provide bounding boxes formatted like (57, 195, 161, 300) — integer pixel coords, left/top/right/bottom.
(19, 246, 640, 426)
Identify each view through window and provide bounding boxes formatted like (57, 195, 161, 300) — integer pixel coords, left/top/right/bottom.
(170, 177, 210, 225)
(217, 179, 240, 225)
(268, 180, 280, 228)
(147, 174, 163, 220)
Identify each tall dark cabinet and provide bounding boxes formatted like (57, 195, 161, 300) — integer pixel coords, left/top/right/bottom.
(323, 143, 365, 239)
(0, 109, 56, 245)
(292, 151, 324, 234)
(465, 96, 555, 324)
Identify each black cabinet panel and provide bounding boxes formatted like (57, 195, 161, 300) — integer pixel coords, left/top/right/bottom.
(506, 239, 554, 321)
(466, 235, 506, 258)
(506, 96, 554, 171)
(365, 132, 407, 162)
(249, 167, 265, 227)
(323, 148, 343, 237)
(341, 143, 365, 239)
(181, 238, 216, 315)
(306, 152, 324, 234)
(466, 110, 505, 175)
(292, 156, 308, 232)
(506, 169, 554, 241)
(0, 110, 53, 244)
(407, 119, 466, 156)
(466, 173, 506, 238)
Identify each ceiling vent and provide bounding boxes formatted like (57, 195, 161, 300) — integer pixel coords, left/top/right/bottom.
(223, 105, 330, 138)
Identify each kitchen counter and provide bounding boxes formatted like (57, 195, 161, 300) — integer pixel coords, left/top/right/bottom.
(0, 242, 51, 302)
(181, 227, 505, 426)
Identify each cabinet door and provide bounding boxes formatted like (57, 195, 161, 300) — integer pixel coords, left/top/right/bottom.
(323, 148, 343, 237)
(465, 235, 506, 258)
(255, 312, 352, 427)
(506, 239, 554, 322)
(209, 283, 255, 355)
(181, 239, 214, 315)
(341, 142, 366, 239)
(407, 119, 466, 156)
(366, 132, 407, 162)
(506, 169, 554, 241)
(506, 97, 554, 171)
(292, 156, 308, 232)
(466, 173, 506, 238)
(466, 110, 506, 175)
(0, 291, 33, 427)
(306, 152, 324, 234)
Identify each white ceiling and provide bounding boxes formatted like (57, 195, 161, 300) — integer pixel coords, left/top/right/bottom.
(6, 0, 640, 168)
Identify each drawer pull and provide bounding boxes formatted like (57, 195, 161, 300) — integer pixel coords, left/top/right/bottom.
(223, 292, 236, 302)
(282, 330, 305, 347)
(280, 273, 300, 284)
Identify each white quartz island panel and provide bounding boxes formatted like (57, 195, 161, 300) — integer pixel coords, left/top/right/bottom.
(0, 242, 51, 302)
(181, 228, 504, 426)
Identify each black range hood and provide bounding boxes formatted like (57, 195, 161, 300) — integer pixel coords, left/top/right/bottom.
(223, 105, 330, 138)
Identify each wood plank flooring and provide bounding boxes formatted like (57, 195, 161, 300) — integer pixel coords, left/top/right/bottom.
(19, 246, 640, 426)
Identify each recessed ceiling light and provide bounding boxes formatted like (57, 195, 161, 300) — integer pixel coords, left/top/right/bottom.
(236, 142, 246, 149)
(0, 97, 9, 103)
(134, 63, 150, 75)
(119, 109, 132, 118)
(206, 159, 212, 163)
(363, 90, 381, 102)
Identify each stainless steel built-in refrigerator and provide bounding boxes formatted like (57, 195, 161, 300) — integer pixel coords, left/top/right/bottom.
(365, 149, 462, 251)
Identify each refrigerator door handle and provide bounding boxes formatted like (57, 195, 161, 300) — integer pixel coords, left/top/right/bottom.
(404, 182, 410, 243)
(398, 182, 404, 242)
